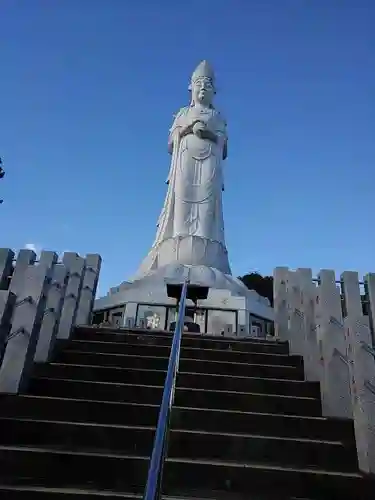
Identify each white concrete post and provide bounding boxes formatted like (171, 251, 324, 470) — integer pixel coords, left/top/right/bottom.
(9, 249, 37, 294)
(341, 271, 375, 473)
(297, 268, 319, 381)
(0, 261, 51, 393)
(56, 253, 85, 340)
(273, 267, 289, 341)
(34, 261, 68, 362)
(364, 273, 375, 346)
(0, 290, 16, 353)
(341, 271, 363, 319)
(316, 270, 351, 418)
(346, 321, 375, 474)
(75, 254, 102, 326)
(0, 248, 14, 290)
(287, 271, 305, 357)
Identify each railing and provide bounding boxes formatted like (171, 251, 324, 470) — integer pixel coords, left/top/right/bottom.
(143, 280, 189, 500)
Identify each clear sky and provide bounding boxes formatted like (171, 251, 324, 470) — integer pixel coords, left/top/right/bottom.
(1, 0, 374, 296)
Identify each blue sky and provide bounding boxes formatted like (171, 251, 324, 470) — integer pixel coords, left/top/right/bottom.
(1, 0, 374, 296)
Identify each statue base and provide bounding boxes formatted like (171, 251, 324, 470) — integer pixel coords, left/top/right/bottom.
(133, 235, 231, 281)
(94, 263, 274, 337)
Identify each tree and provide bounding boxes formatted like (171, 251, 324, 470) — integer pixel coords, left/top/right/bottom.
(238, 272, 274, 306)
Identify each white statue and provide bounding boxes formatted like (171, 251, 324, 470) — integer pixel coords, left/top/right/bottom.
(94, 60, 273, 323)
(158, 60, 227, 245)
(134, 60, 233, 280)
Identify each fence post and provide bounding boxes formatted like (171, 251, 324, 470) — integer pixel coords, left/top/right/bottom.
(9, 249, 37, 294)
(34, 256, 68, 362)
(296, 268, 319, 381)
(364, 273, 375, 346)
(0, 290, 16, 354)
(316, 270, 351, 418)
(56, 252, 84, 340)
(341, 271, 375, 473)
(287, 271, 305, 357)
(273, 267, 289, 341)
(0, 248, 14, 290)
(0, 261, 51, 393)
(75, 254, 102, 326)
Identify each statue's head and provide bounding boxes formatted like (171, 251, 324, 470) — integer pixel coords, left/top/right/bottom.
(189, 60, 216, 107)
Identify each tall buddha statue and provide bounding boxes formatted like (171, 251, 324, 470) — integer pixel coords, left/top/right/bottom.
(132, 60, 250, 298)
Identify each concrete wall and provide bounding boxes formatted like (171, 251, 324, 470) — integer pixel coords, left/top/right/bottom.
(274, 267, 375, 475)
(0, 248, 101, 393)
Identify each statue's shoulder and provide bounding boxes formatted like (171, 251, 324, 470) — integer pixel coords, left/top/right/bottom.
(172, 106, 190, 121)
(213, 108, 227, 124)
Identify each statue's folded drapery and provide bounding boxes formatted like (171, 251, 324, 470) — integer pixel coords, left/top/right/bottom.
(133, 60, 232, 281)
(154, 105, 227, 248)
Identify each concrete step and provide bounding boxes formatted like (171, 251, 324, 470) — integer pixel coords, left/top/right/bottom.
(66, 340, 300, 367)
(28, 377, 320, 416)
(33, 363, 319, 398)
(28, 378, 164, 406)
(56, 350, 304, 380)
(0, 446, 147, 492)
(0, 394, 159, 427)
(0, 487, 138, 499)
(171, 406, 355, 443)
(0, 394, 349, 442)
(168, 428, 357, 472)
(73, 329, 290, 355)
(0, 446, 371, 499)
(0, 485, 313, 499)
(0, 418, 154, 456)
(75, 327, 289, 353)
(0, 417, 356, 472)
(163, 457, 373, 499)
(34, 364, 168, 389)
(174, 385, 321, 416)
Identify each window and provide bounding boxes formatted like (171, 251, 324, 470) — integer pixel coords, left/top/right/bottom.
(207, 309, 236, 336)
(136, 305, 167, 330)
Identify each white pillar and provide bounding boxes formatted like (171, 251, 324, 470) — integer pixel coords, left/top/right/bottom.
(316, 269, 351, 418)
(341, 271, 375, 473)
(364, 273, 375, 345)
(287, 271, 305, 357)
(297, 268, 319, 381)
(0, 290, 16, 348)
(0, 248, 14, 289)
(0, 261, 51, 393)
(34, 262, 68, 362)
(75, 254, 102, 326)
(56, 253, 85, 340)
(273, 267, 289, 341)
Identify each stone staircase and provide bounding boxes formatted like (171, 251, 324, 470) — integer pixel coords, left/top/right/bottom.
(0, 327, 373, 499)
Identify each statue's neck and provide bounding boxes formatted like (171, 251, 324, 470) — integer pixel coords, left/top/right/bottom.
(191, 102, 212, 111)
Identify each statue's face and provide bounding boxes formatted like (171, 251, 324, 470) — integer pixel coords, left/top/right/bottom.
(192, 77, 214, 106)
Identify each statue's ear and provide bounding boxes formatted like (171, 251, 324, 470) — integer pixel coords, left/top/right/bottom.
(188, 83, 192, 91)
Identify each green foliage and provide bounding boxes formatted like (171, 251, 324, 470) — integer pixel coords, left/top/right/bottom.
(238, 272, 274, 306)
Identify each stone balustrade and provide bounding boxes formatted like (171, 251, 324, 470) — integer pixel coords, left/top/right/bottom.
(0, 248, 101, 393)
(274, 267, 375, 474)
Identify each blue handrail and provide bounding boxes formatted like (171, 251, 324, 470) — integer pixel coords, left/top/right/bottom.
(143, 280, 189, 500)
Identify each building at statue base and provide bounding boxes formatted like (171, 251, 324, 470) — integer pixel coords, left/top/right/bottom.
(93, 60, 274, 336)
(93, 262, 273, 337)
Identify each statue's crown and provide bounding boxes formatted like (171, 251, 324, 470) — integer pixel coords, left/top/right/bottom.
(191, 60, 215, 84)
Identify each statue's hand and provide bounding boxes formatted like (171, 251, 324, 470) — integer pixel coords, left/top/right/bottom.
(192, 121, 206, 137)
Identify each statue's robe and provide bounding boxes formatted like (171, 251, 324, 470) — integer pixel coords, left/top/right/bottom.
(133, 104, 230, 280)
(155, 105, 227, 246)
